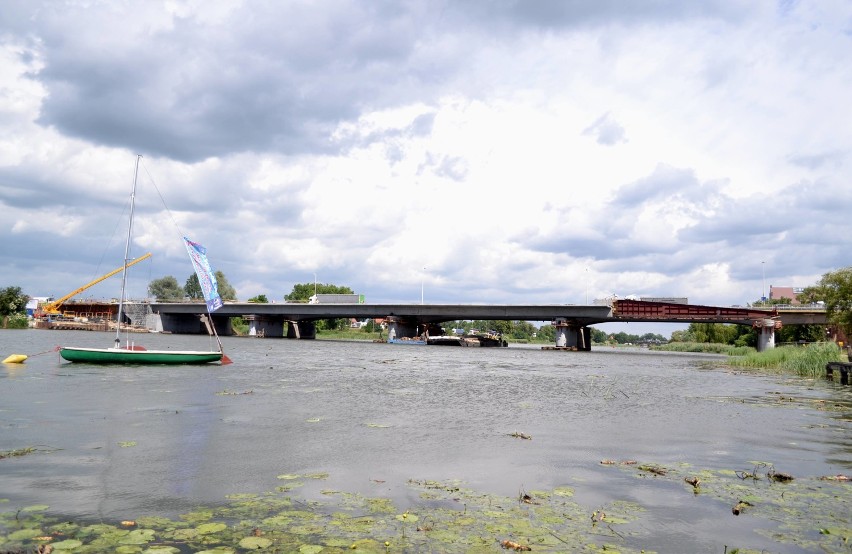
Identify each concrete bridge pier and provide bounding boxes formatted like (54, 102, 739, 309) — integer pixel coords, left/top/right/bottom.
(755, 318, 778, 352)
(553, 318, 591, 351)
(386, 316, 421, 341)
(286, 320, 316, 339)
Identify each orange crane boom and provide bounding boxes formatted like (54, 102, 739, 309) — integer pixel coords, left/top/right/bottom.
(40, 253, 153, 315)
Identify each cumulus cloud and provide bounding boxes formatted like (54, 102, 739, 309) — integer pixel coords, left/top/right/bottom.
(0, 0, 850, 325)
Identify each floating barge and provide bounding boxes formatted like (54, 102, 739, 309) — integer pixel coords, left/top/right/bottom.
(428, 334, 508, 347)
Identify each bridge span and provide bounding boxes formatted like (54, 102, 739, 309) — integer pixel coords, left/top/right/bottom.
(144, 300, 824, 351)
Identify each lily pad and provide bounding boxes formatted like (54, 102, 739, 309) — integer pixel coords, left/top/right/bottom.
(51, 539, 83, 549)
(238, 536, 272, 549)
(196, 522, 227, 534)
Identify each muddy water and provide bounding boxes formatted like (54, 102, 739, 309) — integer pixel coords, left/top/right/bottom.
(1, 329, 850, 552)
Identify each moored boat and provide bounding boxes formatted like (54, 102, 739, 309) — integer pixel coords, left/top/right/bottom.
(59, 155, 229, 365)
(59, 347, 223, 364)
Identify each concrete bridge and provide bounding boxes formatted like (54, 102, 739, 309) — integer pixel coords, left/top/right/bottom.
(144, 299, 827, 351)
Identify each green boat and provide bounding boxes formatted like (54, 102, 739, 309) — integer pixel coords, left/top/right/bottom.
(59, 155, 231, 366)
(59, 346, 223, 364)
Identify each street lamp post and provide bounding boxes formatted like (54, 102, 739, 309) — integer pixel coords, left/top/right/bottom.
(421, 267, 425, 305)
(761, 261, 766, 302)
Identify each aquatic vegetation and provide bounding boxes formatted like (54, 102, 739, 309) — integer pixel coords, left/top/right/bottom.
(0, 445, 59, 459)
(651, 342, 753, 355)
(601, 458, 851, 552)
(0, 446, 37, 459)
(1, 465, 848, 552)
(0, 475, 650, 553)
(728, 342, 843, 377)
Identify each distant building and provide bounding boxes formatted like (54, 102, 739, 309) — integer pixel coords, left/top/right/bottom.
(769, 286, 805, 305)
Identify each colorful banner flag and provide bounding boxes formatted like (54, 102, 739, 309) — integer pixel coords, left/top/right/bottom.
(183, 237, 223, 312)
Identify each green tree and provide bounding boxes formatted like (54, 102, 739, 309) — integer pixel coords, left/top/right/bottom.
(800, 267, 852, 337)
(215, 271, 237, 301)
(682, 323, 741, 344)
(248, 294, 268, 303)
(285, 282, 354, 302)
(184, 272, 237, 301)
(537, 324, 556, 343)
(589, 327, 607, 344)
(0, 286, 28, 316)
(148, 276, 184, 301)
(669, 329, 694, 342)
(777, 324, 827, 344)
(285, 282, 354, 330)
(185, 274, 202, 299)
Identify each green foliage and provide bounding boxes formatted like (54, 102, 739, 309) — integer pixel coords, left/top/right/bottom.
(777, 324, 827, 344)
(604, 331, 667, 344)
(3, 313, 29, 329)
(685, 323, 740, 344)
(215, 271, 237, 301)
(0, 286, 28, 316)
(800, 266, 852, 337)
(589, 327, 607, 344)
(286, 283, 352, 330)
(182, 272, 237, 301)
(148, 276, 184, 301)
(248, 294, 268, 303)
(184, 274, 202, 299)
(285, 282, 354, 302)
(672, 323, 758, 347)
(230, 317, 249, 335)
(537, 324, 556, 343)
(728, 343, 842, 377)
(652, 342, 753, 355)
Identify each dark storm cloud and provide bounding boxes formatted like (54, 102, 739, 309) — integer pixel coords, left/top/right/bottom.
(25, 2, 451, 163)
(8, 1, 757, 165)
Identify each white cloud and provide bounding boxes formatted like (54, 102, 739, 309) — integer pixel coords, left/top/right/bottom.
(0, 0, 849, 337)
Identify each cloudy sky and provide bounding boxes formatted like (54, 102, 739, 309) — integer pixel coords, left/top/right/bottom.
(1, 1, 850, 335)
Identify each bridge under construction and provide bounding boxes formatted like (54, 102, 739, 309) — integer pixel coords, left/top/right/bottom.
(128, 299, 826, 352)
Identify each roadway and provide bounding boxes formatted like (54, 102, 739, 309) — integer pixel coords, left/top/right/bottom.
(148, 300, 824, 326)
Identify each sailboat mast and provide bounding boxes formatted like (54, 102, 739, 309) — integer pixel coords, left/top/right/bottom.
(115, 154, 142, 347)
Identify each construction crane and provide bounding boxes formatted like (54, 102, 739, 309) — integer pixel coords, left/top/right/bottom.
(39, 253, 153, 315)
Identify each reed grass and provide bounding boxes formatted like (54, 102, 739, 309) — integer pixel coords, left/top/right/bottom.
(727, 342, 843, 378)
(650, 342, 753, 356)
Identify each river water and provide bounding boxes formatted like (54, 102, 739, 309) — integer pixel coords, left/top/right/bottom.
(1, 329, 850, 553)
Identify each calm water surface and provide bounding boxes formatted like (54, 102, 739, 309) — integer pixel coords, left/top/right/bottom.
(1, 329, 850, 552)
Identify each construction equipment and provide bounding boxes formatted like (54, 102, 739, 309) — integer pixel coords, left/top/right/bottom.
(39, 253, 153, 315)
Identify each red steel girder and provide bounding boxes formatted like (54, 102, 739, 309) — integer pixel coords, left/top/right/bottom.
(613, 300, 777, 322)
